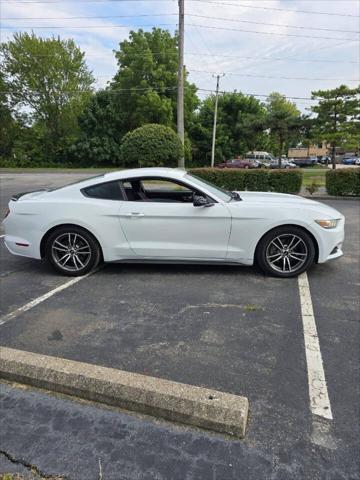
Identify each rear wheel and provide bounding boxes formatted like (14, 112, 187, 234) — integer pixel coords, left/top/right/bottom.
(46, 226, 101, 276)
(256, 226, 315, 278)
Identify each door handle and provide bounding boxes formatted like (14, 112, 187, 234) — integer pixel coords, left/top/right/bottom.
(125, 212, 145, 217)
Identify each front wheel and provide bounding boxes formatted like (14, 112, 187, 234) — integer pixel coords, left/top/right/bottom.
(46, 226, 101, 276)
(255, 226, 315, 278)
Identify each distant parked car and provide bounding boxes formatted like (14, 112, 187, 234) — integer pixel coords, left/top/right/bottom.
(217, 158, 259, 169)
(293, 157, 318, 167)
(269, 159, 298, 169)
(319, 156, 331, 165)
(342, 157, 359, 165)
(244, 151, 274, 168)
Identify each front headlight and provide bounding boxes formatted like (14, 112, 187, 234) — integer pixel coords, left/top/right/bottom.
(315, 219, 339, 229)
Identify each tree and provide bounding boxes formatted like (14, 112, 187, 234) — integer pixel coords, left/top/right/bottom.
(0, 32, 94, 163)
(311, 85, 360, 169)
(266, 92, 301, 167)
(68, 90, 123, 166)
(0, 72, 32, 165)
(120, 123, 183, 167)
(73, 28, 199, 166)
(190, 92, 267, 165)
(0, 72, 16, 160)
(111, 28, 198, 134)
(297, 114, 316, 158)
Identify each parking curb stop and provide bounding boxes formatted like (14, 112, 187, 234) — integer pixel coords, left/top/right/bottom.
(0, 347, 249, 438)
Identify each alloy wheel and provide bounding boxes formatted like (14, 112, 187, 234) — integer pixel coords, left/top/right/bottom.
(51, 232, 91, 272)
(265, 234, 308, 274)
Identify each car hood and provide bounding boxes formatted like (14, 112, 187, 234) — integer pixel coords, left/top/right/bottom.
(232, 191, 343, 218)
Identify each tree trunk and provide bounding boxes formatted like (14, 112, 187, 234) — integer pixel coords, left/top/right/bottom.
(331, 143, 336, 170)
(278, 136, 283, 168)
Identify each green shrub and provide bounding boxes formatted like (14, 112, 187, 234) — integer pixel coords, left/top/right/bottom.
(243, 169, 271, 191)
(0, 156, 56, 168)
(326, 169, 360, 196)
(190, 168, 303, 194)
(190, 168, 246, 190)
(120, 124, 183, 168)
(267, 170, 303, 194)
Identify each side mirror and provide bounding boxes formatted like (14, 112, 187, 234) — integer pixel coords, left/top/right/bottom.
(193, 193, 213, 207)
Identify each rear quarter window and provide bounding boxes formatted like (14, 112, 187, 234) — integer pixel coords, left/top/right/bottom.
(82, 181, 124, 200)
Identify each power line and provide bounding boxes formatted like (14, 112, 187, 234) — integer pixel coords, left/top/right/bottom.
(187, 24, 358, 42)
(0, 23, 158, 29)
(196, 88, 318, 101)
(0, 50, 356, 64)
(1, 0, 357, 19)
(4, 12, 358, 35)
(187, 14, 360, 34)
(192, 1, 360, 18)
(0, 84, 319, 101)
(2, 0, 359, 17)
(185, 52, 357, 65)
(95, 69, 359, 82)
(2, 13, 178, 20)
(0, 85, 179, 94)
(1, 22, 357, 41)
(189, 69, 359, 82)
(4, 0, 160, 1)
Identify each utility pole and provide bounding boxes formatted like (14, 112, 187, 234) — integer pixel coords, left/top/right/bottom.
(177, 0, 185, 169)
(211, 73, 224, 167)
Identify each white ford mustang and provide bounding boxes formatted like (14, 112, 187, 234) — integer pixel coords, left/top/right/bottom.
(3, 167, 344, 278)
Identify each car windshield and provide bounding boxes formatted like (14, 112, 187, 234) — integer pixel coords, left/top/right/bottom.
(185, 173, 232, 202)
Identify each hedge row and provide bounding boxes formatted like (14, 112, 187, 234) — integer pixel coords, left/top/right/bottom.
(190, 168, 303, 194)
(326, 169, 360, 196)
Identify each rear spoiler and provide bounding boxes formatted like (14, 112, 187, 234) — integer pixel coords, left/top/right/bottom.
(11, 189, 47, 201)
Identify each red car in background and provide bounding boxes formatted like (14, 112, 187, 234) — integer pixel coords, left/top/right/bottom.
(216, 158, 259, 169)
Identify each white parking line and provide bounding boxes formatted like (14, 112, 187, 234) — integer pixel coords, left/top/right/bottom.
(0, 269, 98, 327)
(298, 272, 333, 420)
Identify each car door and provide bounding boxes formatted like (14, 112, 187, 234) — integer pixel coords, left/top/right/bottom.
(118, 177, 231, 259)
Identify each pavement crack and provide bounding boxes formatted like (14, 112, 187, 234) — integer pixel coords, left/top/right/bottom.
(0, 449, 66, 479)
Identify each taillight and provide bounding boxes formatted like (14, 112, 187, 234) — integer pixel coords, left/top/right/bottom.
(4, 208, 10, 220)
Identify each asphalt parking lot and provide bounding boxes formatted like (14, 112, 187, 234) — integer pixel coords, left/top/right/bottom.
(0, 173, 359, 480)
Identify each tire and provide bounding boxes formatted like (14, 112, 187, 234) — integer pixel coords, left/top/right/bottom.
(45, 226, 101, 276)
(255, 226, 315, 278)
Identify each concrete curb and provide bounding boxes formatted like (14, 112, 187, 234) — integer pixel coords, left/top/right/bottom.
(300, 195, 359, 200)
(0, 347, 249, 438)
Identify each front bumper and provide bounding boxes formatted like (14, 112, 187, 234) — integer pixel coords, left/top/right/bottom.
(323, 245, 343, 262)
(315, 217, 345, 263)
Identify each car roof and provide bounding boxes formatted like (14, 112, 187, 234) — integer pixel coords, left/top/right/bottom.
(47, 168, 189, 195)
(103, 167, 188, 181)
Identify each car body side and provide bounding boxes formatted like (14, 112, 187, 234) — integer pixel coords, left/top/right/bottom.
(3, 169, 344, 266)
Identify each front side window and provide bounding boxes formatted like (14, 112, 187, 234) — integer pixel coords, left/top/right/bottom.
(82, 181, 124, 200)
(121, 177, 199, 203)
(185, 173, 231, 202)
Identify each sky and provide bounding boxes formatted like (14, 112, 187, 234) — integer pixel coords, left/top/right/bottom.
(1, 0, 359, 112)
